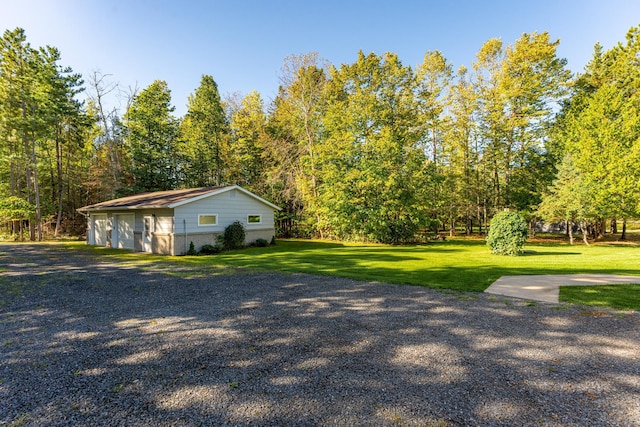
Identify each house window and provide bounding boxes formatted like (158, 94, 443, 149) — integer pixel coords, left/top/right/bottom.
(247, 214, 262, 224)
(198, 214, 218, 226)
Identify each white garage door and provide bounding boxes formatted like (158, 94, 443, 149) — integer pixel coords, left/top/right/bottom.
(115, 214, 135, 249)
(93, 214, 107, 246)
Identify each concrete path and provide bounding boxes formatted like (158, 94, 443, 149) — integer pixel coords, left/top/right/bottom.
(485, 274, 640, 303)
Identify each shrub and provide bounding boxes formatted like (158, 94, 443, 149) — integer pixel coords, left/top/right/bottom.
(223, 221, 245, 249)
(255, 238, 269, 247)
(270, 236, 276, 245)
(200, 243, 223, 255)
(186, 241, 197, 256)
(486, 211, 529, 256)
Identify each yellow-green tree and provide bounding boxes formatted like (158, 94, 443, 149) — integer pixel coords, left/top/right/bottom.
(318, 51, 431, 243)
(228, 90, 267, 190)
(474, 33, 571, 214)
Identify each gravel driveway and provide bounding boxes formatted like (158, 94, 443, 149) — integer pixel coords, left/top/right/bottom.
(1, 244, 639, 426)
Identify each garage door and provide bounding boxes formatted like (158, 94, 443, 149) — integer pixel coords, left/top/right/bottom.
(93, 214, 107, 246)
(115, 214, 135, 249)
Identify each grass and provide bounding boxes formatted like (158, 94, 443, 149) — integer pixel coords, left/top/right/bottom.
(559, 284, 640, 310)
(7, 237, 640, 309)
(184, 238, 640, 292)
(49, 238, 640, 293)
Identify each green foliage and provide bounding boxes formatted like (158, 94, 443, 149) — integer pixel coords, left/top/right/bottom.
(186, 241, 197, 256)
(124, 80, 179, 193)
(548, 24, 640, 240)
(223, 221, 245, 249)
(178, 75, 230, 187)
(270, 236, 276, 245)
(0, 196, 35, 221)
(199, 243, 223, 255)
(228, 90, 267, 190)
(3, 25, 639, 244)
(474, 32, 571, 213)
(254, 238, 269, 247)
(486, 211, 529, 256)
(538, 154, 595, 244)
(318, 51, 430, 243)
(0, 28, 91, 240)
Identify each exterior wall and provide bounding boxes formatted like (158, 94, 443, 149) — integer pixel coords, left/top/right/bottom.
(135, 209, 173, 254)
(246, 229, 276, 244)
(87, 209, 174, 252)
(174, 189, 275, 234)
(173, 231, 222, 256)
(173, 188, 277, 254)
(153, 233, 174, 255)
(84, 188, 278, 255)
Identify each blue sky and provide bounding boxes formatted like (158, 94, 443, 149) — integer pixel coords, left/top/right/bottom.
(2, 1, 639, 116)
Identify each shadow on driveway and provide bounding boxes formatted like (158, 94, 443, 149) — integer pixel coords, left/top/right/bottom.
(1, 244, 639, 426)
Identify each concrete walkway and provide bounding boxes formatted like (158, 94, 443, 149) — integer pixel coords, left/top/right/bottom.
(485, 274, 640, 303)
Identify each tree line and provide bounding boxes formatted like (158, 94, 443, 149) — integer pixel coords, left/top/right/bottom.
(1, 26, 639, 243)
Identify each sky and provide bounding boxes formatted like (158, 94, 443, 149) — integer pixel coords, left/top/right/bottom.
(2, 0, 639, 116)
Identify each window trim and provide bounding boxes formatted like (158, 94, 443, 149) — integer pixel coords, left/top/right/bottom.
(198, 214, 218, 226)
(247, 214, 262, 225)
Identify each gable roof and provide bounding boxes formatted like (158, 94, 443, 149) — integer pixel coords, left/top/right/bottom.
(77, 185, 281, 212)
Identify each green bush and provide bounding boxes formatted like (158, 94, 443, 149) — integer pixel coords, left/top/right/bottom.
(270, 236, 276, 245)
(186, 241, 197, 256)
(223, 221, 246, 249)
(486, 211, 529, 256)
(255, 238, 269, 247)
(200, 243, 223, 254)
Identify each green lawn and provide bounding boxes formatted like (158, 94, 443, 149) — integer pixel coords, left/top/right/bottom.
(63, 238, 640, 294)
(559, 284, 640, 311)
(28, 238, 638, 309)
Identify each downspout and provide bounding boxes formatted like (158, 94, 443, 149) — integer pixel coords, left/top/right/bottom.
(184, 219, 187, 255)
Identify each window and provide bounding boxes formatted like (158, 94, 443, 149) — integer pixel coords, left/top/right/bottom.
(198, 214, 218, 226)
(247, 214, 262, 224)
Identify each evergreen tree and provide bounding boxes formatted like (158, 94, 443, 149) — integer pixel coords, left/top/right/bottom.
(179, 75, 230, 187)
(124, 80, 179, 193)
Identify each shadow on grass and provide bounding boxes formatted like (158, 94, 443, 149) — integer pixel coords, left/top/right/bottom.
(57, 239, 640, 293)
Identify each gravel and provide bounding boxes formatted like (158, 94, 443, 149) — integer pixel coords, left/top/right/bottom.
(1, 243, 639, 426)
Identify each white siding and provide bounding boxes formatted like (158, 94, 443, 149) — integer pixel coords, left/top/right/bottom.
(174, 189, 276, 235)
(132, 209, 174, 233)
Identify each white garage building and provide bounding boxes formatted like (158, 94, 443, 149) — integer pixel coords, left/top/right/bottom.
(77, 185, 280, 255)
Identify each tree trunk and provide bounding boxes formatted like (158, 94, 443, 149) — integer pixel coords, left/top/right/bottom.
(55, 126, 64, 237)
(610, 218, 617, 234)
(597, 218, 605, 239)
(529, 219, 537, 238)
(568, 219, 574, 245)
(579, 222, 590, 246)
(31, 134, 42, 241)
(620, 218, 627, 240)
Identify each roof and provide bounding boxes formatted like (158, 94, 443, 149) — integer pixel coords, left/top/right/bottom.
(77, 185, 281, 212)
